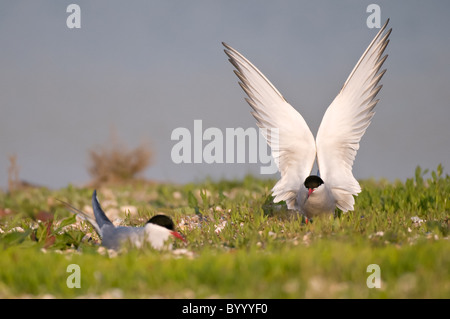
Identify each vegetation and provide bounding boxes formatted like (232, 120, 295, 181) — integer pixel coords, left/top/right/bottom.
(0, 165, 448, 298)
(87, 131, 153, 186)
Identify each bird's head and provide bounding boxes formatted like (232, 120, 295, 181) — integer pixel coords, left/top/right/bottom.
(146, 214, 185, 242)
(304, 175, 324, 198)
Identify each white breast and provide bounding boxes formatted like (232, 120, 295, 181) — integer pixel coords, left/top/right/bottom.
(297, 184, 336, 218)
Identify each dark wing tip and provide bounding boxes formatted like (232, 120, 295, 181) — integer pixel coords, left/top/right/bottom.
(91, 189, 114, 228)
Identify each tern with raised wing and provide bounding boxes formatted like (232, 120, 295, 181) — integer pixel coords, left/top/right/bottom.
(223, 20, 391, 218)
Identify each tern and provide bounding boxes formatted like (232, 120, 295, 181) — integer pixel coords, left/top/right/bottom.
(59, 190, 185, 250)
(223, 20, 391, 218)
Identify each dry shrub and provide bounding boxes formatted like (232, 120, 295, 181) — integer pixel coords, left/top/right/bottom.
(6, 154, 42, 191)
(8, 154, 20, 193)
(88, 133, 153, 185)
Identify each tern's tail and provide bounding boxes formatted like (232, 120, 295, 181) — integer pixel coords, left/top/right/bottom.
(92, 190, 114, 230)
(57, 199, 102, 236)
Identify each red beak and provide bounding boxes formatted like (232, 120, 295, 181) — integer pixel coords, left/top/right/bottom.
(307, 188, 314, 198)
(171, 231, 186, 242)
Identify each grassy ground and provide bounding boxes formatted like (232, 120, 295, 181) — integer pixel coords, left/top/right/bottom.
(0, 166, 448, 298)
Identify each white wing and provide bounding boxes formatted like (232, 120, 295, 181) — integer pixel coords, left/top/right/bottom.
(223, 42, 316, 209)
(316, 20, 392, 212)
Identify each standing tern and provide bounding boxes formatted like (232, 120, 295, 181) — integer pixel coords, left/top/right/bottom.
(59, 190, 185, 250)
(223, 20, 391, 218)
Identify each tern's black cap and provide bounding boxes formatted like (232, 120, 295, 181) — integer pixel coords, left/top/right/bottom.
(304, 175, 324, 189)
(146, 214, 175, 231)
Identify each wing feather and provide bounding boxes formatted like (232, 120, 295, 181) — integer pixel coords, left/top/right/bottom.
(223, 42, 316, 209)
(316, 20, 391, 211)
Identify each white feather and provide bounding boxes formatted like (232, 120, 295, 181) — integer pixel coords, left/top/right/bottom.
(223, 20, 391, 215)
(223, 42, 316, 209)
(316, 20, 391, 211)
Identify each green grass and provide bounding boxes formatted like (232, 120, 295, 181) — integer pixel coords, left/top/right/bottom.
(0, 165, 448, 298)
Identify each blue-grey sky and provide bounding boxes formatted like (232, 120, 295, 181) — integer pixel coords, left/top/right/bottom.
(1, 1, 449, 189)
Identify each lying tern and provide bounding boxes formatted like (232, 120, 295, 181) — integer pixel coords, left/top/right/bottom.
(223, 20, 391, 218)
(59, 190, 185, 250)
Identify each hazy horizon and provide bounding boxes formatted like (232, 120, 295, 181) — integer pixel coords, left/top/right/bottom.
(1, 1, 449, 190)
